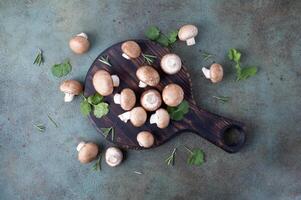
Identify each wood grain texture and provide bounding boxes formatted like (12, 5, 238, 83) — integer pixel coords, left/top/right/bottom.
(84, 40, 246, 153)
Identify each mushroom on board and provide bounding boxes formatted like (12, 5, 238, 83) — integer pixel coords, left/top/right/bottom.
(137, 131, 155, 148)
(113, 88, 136, 111)
(60, 80, 83, 102)
(136, 66, 160, 88)
(118, 106, 147, 127)
(178, 25, 198, 46)
(105, 147, 123, 167)
(160, 53, 182, 75)
(162, 83, 184, 107)
(121, 41, 141, 60)
(77, 141, 99, 164)
(140, 89, 162, 111)
(202, 63, 223, 83)
(150, 108, 170, 129)
(92, 70, 120, 96)
(69, 33, 90, 54)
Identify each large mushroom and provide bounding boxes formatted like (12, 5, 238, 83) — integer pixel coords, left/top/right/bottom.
(162, 83, 184, 107)
(60, 80, 83, 102)
(69, 33, 90, 54)
(76, 141, 99, 164)
(160, 54, 182, 75)
(92, 70, 120, 96)
(202, 63, 223, 83)
(136, 66, 160, 88)
(121, 41, 141, 60)
(140, 89, 162, 111)
(118, 106, 147, 127)
(105, 147, 123, 167)
(137, 131, 155, 148)
(113, 88, 136, 111)
(178, 25, 198, 46)
(150, 108, 170, 129)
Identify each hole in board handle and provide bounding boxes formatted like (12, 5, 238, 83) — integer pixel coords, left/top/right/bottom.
(222, 125, 245, 148)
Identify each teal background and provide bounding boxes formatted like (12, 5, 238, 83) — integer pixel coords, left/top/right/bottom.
(0, 0, 300, 199)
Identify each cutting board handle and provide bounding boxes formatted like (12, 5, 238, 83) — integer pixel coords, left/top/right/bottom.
(179, 102, 246, 153)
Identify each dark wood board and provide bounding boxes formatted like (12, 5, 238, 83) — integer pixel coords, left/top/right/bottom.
(84, 40, 246, 153)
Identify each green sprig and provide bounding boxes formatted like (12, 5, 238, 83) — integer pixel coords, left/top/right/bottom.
(98, 55, 112, 67)
(165, 148, 177, 166)
(142, 53, 157, 65)
(33, 48, 44, 66)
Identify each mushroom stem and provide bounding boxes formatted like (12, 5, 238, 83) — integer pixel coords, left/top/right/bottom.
(76, 141, 86, 152)
(64, 93, 75, 102)
(139, 81, 147, 88)
(122, 53, 130, 60)
(113, 93, 121, 104)
(150, 113, 158, 124)
(202, 67, 211, 79)
(186, 37, 196, 46)
(118, 111, 131, 123)
(111, 75, 120, 87)
(77, 32, 88, 39)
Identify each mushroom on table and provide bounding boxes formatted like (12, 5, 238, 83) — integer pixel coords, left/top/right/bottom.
(202, 63, 223, 83)
(92, 70, 120, 96)
(105, 147, 123, 167)
(121, 41, 141, 60)
(140, 89, 162, 111)
(137, 131, 155, 148)
(118, 106, 147, 127)
(69, 33, 90, 54)
(162, 83, 184, 107)
(178, 24, 198, 46)
(113, 88, 136, 111)
(77, 141, 99, 164)
(60, 80, 83, 102)
(160, 53, 182, 75)
(136, 66, 160, 88)
(150, 108, 170, 129)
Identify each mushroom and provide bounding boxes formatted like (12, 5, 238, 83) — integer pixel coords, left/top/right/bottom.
(136, 66, 160, 88)
(118, 107, 147, 127)
(76, 141, 99, 164)
(105, 147, 123, 167)
(140, 89, 162, 111)
(59, 80, 83, 102)
(92, 70, 120, 96)
(160, 54, 182, 75)
(137, 131, 154, 148)
(162, 83, 184, 107)
(121, 41, 141, 59)
(178, 25, 198, 46)
(202, 63, 223, 83)
(113, 88, 136, 111)
(69, 33, 90, 54)
(150, 108, 170, 129)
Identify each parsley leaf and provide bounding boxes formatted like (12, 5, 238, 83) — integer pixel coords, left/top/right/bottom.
(167, 30, 178, 44)
(80, 100, 92, 116)
(93, 102, 109, 118)
(238, 66, 258, 80)
(156, 34, 170, 47)
(101, 127, 114, 140)
(51, 59, 72, 78)
(228, 48, 241, 63)
(87, 93, 103, 105)
(145, 26, 178, 47)
(167, 100, 189, 121)
(145, 26, 160, 40)
(92, 154, 102, 171)
(33, 49, 44, 66)
(185, 147, 205, 166)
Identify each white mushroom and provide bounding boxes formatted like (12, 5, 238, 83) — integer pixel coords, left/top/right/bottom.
(202, 63, 223, 83)
(69, 33, 90, 54)
(162, 83, 184, 107)
(105, 147, 123, 167)
(137, 131, 155, 148)
(121, 41, 141, 59)
(136, 66, 160, 88)
(178, 25, 198, 46)
(59, 80, 83, 102)
(76, 141, 99, 164)
(113, 88, 136, 111)
(92, 70, 119, 96)
(140, 89, 162, 111)
(160, 54, 182, 75)
(118, 107, 147, 127)
(150, 108, 170, 129)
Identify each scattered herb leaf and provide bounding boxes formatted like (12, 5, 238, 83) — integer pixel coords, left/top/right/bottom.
(33, 124, 45, 132)
(47, 114, 58, 128)
(51, 59, 72, 78)
(238, 66, 258, 81)
(165, 148, 177, 166)
(167, 30, 178, 44)
(87, 93, 103, 105)
(98, 55, 112, 67)
(142, 53, 157, 65)
(92, 154, 102, 171)
(202, 52, 213, 61)
(145, 26, 178, 47)
(145, 26, 160, 40)
(156, 34, 170, 47)
(212, 96, 230, 103)
(33, 49, 44, 66)
(133, 171, 143, 175)
(167, 100, 189, 121)
(185, 146, 205, 166)
(93, 102, 109, 118)
(100, 127, 114, 140)
(80, 100, 92, 116)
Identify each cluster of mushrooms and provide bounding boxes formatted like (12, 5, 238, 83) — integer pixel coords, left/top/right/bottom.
(59, 24, 224, 167)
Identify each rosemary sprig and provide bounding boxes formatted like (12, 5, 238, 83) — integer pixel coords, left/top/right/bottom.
(47, 114, 58, 127)
(101, 127, 114, 141)
(98, 55, 112, 67)
(201, 52, 213, 61)
(92, 154, 102, 171)
(212, 96, 230, 103)
(142, 53, 157, 65)
(165, 148, 177, 166)
(33, 124, 46, 132)
(33, 48, 44, 66)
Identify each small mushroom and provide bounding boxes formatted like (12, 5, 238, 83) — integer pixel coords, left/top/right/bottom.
(77, 141, 99, 164)
(59, 80, 83, 102)
(140, 89, 162, 111)
(202, 63, 223, 83)
(113, 88, 136, 111)
(136, 66, 160, 88)
(118, 107, 147, 127)
(150, 108, 170, 129)
(162, 83, 184, 107)
(69, 33, 90, 54)
(160, 54, 182, 75)
(105, 147, 123, 167)
(178, 25, 198, 46)
(137, 131, 154, 148)
(92, 70, 120, 96)
(121, 41, 141, 59)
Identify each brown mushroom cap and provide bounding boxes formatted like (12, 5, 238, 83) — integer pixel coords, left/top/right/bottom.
(140, 89, 162, 111)
(160, 54, 182, 75)
(155, 108, 170, 129)
(162, 84, 184, 107)
(92, 70, 113, 96)
(178, 25, 198, 41)
(136, 66, 160, 86)
(130, 107, 147, 127)
(69, 34, 90, 54)
(137, 131, 155, 148)
(120, 88, 136, 111)
(78, 143, 99, 164)
(60, 80, 83, 95)
(210, 63, 223, 83)
(121, 41, 141, 59)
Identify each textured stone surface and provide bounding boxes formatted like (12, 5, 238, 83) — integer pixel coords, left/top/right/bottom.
(0, 0, 300, 199)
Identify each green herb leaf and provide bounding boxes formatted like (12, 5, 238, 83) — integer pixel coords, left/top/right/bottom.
(145, 26, 160, 40)
(100, 127, 114, 140)
(47, 114, 58, 127)
(92, 154, 102, 171)
(165, 148, 177, 166)
(33, 124, 45, 132)
(185, 147, 205, 166)
(98, 55, 112, 67)
(228, 48, 241, 63)
(80, 100, 92, 116)
(51, 59, 72, 78)
(156, 34, 170, 47)
(33, 49, 44, 66)
(87, 93, 103, 105)
(212, 96, 230, 103)
(202, 52, 213, 61)
(167, 30, 178, 44)
(93, 102, 109, 118)
(167, 100, 189, 121)
(237, 66, 258, 81)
